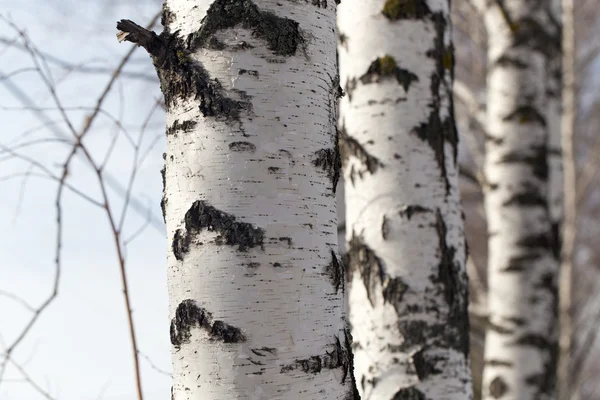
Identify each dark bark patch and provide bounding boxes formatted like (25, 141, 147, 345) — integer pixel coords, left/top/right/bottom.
(229, 141, 256, 152)
(502, 105, 547, 127)
(516, 233, 551, 250)
(412, 348, 441, 381)
(339, 32, 348, 49)
(410, 12, 457, 195)
(172, 200, 265, 260)
(431, 210, 470, 357)
(345, 77, 357, 102)
(339, 125, 384, 183)
(160, 165, 167, 223)
(325, 249, 344, 293)
(170, 299, 246, 350)
(382, 0, 431, 20)
(312, 147, 341, 193)
(391, 387, 426, 399)
(491, 55, 529, 69)
(161, 3, 175, 31)
(238, 69, 259, 78)
(502, 253, 541, 272)
(278, 237, 292, 247)
(489, 376, 509, 398)
(344, 232, 406, 310)
(502, 189, 546, 207)
(514, 334, 552, 349)
(485, 359, 513, 367)
(496, 145, 548, 180)
(487, 321, 514, 335)
(166, 119, 197, 136)
(398, 205, 431, 220)
(510, 17, 560, 58)
(359, 55, 418, 93)
(250, 347, 277, 356)
(381, 215, 390, 240)
(280, 331, 354, 385)
(190, 0, 303, 56)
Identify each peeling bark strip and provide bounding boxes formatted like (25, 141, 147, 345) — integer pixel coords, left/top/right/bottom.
(172, 200, 265, 260)
(344, 232, 407, 310)
(359, 55, 418, 93)
(170, 299, 246, 349)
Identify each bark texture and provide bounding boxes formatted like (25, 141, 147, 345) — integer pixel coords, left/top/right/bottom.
(481, 1, 560, 399)
(119, 1, 358, 398)
(338, 0, 472, 398)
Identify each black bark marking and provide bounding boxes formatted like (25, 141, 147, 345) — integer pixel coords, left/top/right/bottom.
(238, 69, 259, 78)
(381, 215, 390, 240)
(509, 17, 560, 58)
(409, 11, 457, 194)
(491, 55, 529, 69)
(339, 125, 384, 184)
(160, 165, 167, 223)
(516, 233, 551, 250)
(391, 387, 426, 400)
(496, 144, 548, 180)
(172, 200, 265, 261)
(431, 210, 470, 357)
(325, 249, 344, 293)
(382, 0, 431, 20)
(280, 331, 354, 385)
(311, 0, 328, 8)
(412, 348, 441, 381)
(485, 359, 514, 367)
(312, 148, 341, 194)
(250, 347, 277, 356)
(344, 232, 406, 310)
(502, 105, 547, 127)
(502, 189, 546, 207)
(359, 55, 418, 93)
(502, 253, 541, 272)
(166, 119, 197, 136)
(398, 205, 431, 220)
(489, 376, 509, 398)
(514, 334, 552, 349)
(278, 237, 292, 247)
(345, 77, 357, 102)
(229, 141, 256, 152)
(161, 3, 175, 31)
(339, 32, 348, 49)
(189, 0, 304, 56)
(487, 321, 514, 335)
(170, 299, 246, 350)
(116, 20, 252, 116)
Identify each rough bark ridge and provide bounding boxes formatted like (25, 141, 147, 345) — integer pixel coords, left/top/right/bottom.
(481, 1, 560, 399)
(118, 1, 358, 398)
(338, 0, 472, 399)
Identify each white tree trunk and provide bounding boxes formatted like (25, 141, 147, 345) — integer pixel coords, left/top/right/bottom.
(481, 1, 559, 399)
(118, 1, 359, 399)
(338, 1, 472, 398)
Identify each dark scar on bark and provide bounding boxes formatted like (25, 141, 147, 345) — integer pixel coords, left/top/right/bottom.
(391, 387, 426, 400)
(381, 215, 390, 240)
(115, 20, 252, 118)
(189, 0, 304, 56)
(229, 141, 256, 152)
(280, 329, 358, 392)
(339, 124, 384, 184)
(172, 200, 264, 261)
(166, 119, 197, 136)
(489, 375, 509, 398)
(382, 0, 432, 20)
(412, 347, 442, 381)
(399, 204, 432, 220)
(170, 299, 246, 350)
(359, 55, 418, 93)
(324, 249, 344, 293)
(312, 148, 341, 194)
(250, 347, 277, 356)
(160, 165, 167, 223)
(343, 232, 406, 311)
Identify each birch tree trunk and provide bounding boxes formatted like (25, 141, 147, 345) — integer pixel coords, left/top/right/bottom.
(117, 1, 359, 398)
(481, 1, 560, 399)
(558, 0, 576, 398)
(338, 1, 472, 398)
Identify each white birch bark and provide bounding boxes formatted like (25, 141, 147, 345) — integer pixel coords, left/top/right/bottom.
(338, 1, 472, 398)
(481, 1, 559, 399)
(118, 1, 359, 399)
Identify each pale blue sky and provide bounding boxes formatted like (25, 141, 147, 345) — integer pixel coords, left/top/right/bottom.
(1, 1, 171, 399)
